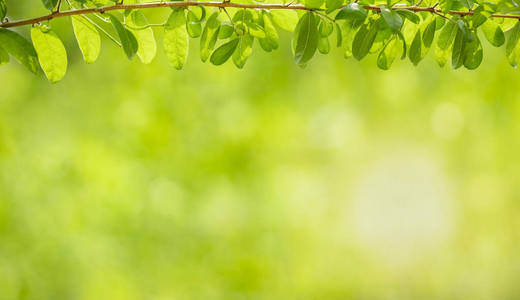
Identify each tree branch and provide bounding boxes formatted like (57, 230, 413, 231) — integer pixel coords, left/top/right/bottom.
(1, 1, 520, 29)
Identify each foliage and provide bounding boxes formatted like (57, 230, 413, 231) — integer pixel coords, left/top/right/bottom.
(1, 0, 520, 82)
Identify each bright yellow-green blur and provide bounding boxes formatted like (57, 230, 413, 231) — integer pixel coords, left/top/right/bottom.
(1, 3, 520, 300)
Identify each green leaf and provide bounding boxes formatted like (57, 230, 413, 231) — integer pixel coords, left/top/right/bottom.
(463, 33, 482, 69)
(319, 21, 334, 37)
(186, 10, 202, 38)
(435, 20, 457, 67)
(506, 21, 520, 67)
(481, 20, 505, 47)
(458, 0, 473, 10)
(422, 18, 436, 48)
(31, 25, 67, 83)
(0, 45, 9, 66)
(408, 30, 422, 65)
(259, 12, 279, 52)
(218, 25, 234, 39)
(125, 10, 156, 64)
(380, 6, 403, 31)
(335, 23, 343, 47)
(270, 10, 298, 32)
(232, 34, 254, 68)
(294, 12, 319, 65)
(0, 28, 40, 74)
(109, 14, 138, 60)
(200, 11, 220, 62)
(210, 38, 239, 65)
(377, 37, 399, 70)
(335, 3, 368, 21)
(164, 9, 189, 70)
(352, 22, 377, 60)
(326, 0, 343, 13)
(0, 0, 6, 20)
(318, 36, 330, 54)
(71, 16, 101, 64)
(451, 26, 465, 69)
(396, 9, 420, 24)
(247, 22, 266, 39)
(41, 0, 58, 10)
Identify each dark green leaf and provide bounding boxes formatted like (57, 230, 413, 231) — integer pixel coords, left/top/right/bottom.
(326, 0, 343, 13)
(294, 12, 319, 65)
(41, 0, 58, 10)
(0, 44, 9, 65)
(352, 22, 378, 60)
(232, 34, 253, 68)
(335, 3, 368, 21)
(210, 38, 239, 65)
(0, 0, 6, 20)
(335, 23, 343, 47)
(463, 33, 482, 69)
(452, 26, 466, 69)
(109, 14, 138, 60)
(396, 9, 420, 24)
(422, 18, 436, 48)
(506, 21, 520, 67)
(380, 6, 403, 31)
(0, 28, 40, 74)
(409, 30, 422, 65)
(218, 25, 234, 39)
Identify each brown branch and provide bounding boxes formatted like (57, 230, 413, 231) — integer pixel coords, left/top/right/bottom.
(1, 1, 520, 29)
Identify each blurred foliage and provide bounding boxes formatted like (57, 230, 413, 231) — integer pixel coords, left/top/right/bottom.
(1, 1, 520, 300)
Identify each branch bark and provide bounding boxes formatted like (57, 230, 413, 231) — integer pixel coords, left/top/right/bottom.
(0, 1, 519, 29)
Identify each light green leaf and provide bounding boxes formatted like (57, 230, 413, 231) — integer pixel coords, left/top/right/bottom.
(259, 12, 279, 52)
(71, 15, 100, 64)
(0, 29, 40, 74)
(218, 25, 234, 39)
(377, 37, 398, 70)
(31, 25, 67, 83)
(294, 12, 319, 65)
(200, 11, 220, 62)
(319, 21, 334, 37)
(125, 10, 156, 64)
(164, 9, 189, 70)
(435, 20, 457, 67)
(335, 23, 342, 47)
(409, 30, 422, 65)
(422, 18, 436, 48)
(506, 22, 520, 67)
(232, 34, 253, 68)
(481, 20, 505, 47)
(186, 10, 202, 38)
(109, 14, 138, 60)
(270, 10, 298, 32)
(318, 36, 330, 54)
(210, 38, 239, 65)
(0, 45, 9, 65)
(305, 0, 324, 9)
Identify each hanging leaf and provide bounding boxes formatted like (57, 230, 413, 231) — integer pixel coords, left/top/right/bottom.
(481, 20, 505, 47)
(0, 45, 9, 65)
(396, 9, 420, 24)
(506, 21, 520, 67)
(200, 11, 220, 62)
(377, 37, 399, 70)
(232, 34, 254, 68)
(210, 38, 239, 65)
(318, 36, 330, 54)
(380, 6, 403, 32)
(335, 23, 343, 47)
(0, 0, 6, 20)
(435, 20, 457, 67)
(31, 25, 67, 83)
(164, 9, 189, 70)
(71, 15, 101, 64)
(259, 12, 279, 52)
(294, 12, 319, 65)
(109, 14, 138, 60)
(335, 3, 368, 21)
(305, 0, 325, 9)
(352, 22, 377, 60)
(186, 10, 203, 38)
(125, 10, 156, 64)
(463, 32, 482, 69)
(408, 30, 422, 65)
(326, 0, 343, 14)
(0, 28, 40, 74)
(451, 26, 466, 69)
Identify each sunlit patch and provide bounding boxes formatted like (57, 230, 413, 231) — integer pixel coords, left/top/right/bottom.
(431, 102, 464, 139)
(349, 149, 455, 267)
(307, 107, 362, 149)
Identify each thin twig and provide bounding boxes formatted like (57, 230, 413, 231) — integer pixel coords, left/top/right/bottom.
(2, 1, 520, 29)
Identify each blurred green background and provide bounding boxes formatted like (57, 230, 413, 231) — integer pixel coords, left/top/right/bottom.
(2, 2, 520, 299)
